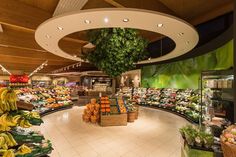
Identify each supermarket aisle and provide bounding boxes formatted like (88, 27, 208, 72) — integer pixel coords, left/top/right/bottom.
(33, 106, 188, 157)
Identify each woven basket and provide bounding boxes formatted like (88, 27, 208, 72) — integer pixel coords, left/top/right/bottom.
(221, 139, 236, 157)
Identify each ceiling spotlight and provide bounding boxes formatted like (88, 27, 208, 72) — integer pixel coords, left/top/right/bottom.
(45, 34, 51, 38)
(148, 57, 151, 60)
(104, 17, 109, 23)
(178, 32, 184, 36)
(157, 23, 163, 27)
(123, 18, 129, 22)
(57, 26, 63, 30)
(84, 20, 91, 24)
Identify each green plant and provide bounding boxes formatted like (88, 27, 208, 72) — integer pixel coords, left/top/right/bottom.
(179, 125, 214, 148)
(203, 133, 214, 148)
(82, 28, 149, 77)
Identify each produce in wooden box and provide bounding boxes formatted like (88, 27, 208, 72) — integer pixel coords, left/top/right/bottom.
(100, 96, 110, 114)
(82, 99, 100, 123)
(117, 99, 126, 113)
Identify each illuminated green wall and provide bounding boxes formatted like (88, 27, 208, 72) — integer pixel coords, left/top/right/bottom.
(141, 40, 233, 89)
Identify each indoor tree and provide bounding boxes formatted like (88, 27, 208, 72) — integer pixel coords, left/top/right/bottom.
(82, 28, 149, 77)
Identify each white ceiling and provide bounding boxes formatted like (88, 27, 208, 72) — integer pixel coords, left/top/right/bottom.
(35, 8, 199, 64)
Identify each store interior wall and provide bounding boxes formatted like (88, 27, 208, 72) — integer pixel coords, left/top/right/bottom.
(52, 77, 69, 85)
(121, 69, 141, 87)
(141, 40, 233, 89)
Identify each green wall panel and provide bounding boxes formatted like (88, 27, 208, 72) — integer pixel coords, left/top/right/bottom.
(141, 40, 233, 89)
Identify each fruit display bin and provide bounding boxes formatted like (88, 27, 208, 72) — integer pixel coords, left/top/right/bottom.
(100, 113, 127, 126)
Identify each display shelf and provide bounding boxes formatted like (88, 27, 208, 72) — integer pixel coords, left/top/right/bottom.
(40, 104, 73, 117)
(201, 69, 234, 123)
(139, 104, 199, 124)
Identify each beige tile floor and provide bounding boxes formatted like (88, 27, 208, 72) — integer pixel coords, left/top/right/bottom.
(33, 106, 189, 157)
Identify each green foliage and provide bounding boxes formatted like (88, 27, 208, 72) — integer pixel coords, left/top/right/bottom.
(180, 125, 214, 148)
(141, 40, 233, 89)
(83, 28, 149, 77)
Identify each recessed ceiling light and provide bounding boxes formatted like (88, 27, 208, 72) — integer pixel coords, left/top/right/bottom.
(45, 34, 51, 38)
(57, 26, 63, 30)
(104, 17, 109, 23)
(178, 32, 184, 36)
(84, 20, 91, 24)
(157, 23, 163, 27)
(123, 18, 129, 22)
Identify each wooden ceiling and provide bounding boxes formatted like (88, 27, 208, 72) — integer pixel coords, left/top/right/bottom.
(0, 0, 234, 75)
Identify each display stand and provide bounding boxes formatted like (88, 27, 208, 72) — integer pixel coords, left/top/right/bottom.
(40, 104, 73, 117)
(200, 69, 234, 123)
(100, 113, 127, 126)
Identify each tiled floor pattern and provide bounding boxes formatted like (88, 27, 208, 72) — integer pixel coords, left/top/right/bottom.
(32, 106, 189, 157)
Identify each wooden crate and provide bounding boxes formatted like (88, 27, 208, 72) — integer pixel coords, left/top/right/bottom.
(100, 113, 127, 126)
(17, 101, 34, 110)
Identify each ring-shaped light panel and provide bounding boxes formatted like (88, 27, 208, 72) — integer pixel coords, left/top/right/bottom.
(35, 8, 199, 64)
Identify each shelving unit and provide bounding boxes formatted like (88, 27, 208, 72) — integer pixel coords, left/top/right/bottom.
(201, 69, 234, 125)
(120, 87, 201, 123)
(16, 86, 74, 116)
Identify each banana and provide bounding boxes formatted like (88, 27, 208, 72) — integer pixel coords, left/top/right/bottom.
(0, 88, 7, 99)
(5, 133, 17, 147)
(3, 149, 15, 157)
(0, 149, 7, 155)
(6, 115, 15, 127)
(0, 133, 11, 147)
(31, 112, 40, 119)
(1, 89, 8, 103)
(19, 119, 31, 128)
(16, 144, 31, 155)
(1, 143, 8, 150)
(0, 101, 6, 113)
(0, 114, 11, 131)
(0, 136, 5, 149)
(23, 120, 32, 128)
(12, 115, 21, 125)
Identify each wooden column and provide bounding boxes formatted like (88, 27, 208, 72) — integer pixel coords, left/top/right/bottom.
(112, 78, 116, 95)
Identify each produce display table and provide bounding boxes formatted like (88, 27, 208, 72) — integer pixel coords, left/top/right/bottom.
(100, 113, 127, 126)
(40, 104, 73, 117)
(82, 97, 139, 126)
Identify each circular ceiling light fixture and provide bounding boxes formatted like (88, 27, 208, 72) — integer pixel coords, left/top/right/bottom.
(178, 32, 184, 36)
(104, 17, 109, 23)
(57, 26, 63, 30)
(123, 18, 129, 22)
(84, 19, 91, 24)
(35, 8, 199, 64)
(45, 34, 51, 38)
(157, 23, 163, 27)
